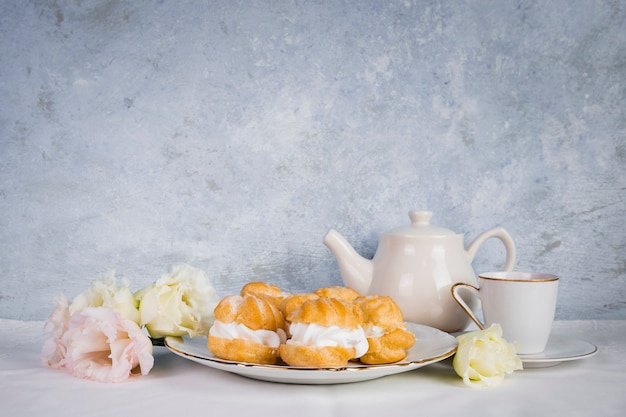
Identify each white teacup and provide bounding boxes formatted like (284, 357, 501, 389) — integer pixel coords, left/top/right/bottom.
(451, 271, 559, 354)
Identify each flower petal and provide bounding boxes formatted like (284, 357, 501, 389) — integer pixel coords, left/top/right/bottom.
(41, 295, 71, 368)
(70, 271, 141, 325)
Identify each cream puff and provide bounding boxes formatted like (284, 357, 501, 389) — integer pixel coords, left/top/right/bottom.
(240, 281, 289, 308)
(279, 297, 368, 367)
(353, 295, 415, 364)
(278, 293, 319, 320)
(314, 285, 360, 302)
(208, 294, 286, 364)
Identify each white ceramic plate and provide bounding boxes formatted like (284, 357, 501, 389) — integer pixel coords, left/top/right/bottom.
(518, 335, 598, 368)
(165, 322, 457, 384)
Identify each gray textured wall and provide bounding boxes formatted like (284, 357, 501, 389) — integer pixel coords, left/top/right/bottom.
(1, 0, 625, 322)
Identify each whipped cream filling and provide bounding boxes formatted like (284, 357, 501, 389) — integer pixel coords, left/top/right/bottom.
(363, 325, 385, 338)
(286, 322, 369, 358)
(209, 320, 287, 348)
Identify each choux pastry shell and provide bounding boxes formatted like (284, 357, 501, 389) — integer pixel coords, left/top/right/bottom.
(279, 297, 368, 367)
(208, 294, 286, 365)
(354, 295, 416, 364)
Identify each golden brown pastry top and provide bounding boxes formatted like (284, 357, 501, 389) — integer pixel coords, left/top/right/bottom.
(314, 286, 360, 302)
(240, 281, 288, 307)
(213, 294, 285, 332)
(287, 296, 363, 329)
(354, 295, 405, 332)
(279, 293, 319, 318)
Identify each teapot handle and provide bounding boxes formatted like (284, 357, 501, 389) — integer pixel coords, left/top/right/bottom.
(466, 227, 516, 271)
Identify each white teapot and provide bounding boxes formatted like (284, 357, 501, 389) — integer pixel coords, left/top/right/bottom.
(323, 210, 516, 332)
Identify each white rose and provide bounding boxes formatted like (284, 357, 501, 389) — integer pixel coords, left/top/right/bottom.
(136, 264, 220, 338)
(453, 324, 523, 388)
(69, 271, 140, 325)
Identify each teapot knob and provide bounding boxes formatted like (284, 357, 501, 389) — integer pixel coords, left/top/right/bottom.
(409, 210, 432, 226)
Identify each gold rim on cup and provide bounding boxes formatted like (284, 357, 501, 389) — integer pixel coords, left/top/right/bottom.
(478, 271, 559, 282)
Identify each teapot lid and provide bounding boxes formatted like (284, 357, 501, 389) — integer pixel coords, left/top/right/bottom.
(387, 211, 456, 237)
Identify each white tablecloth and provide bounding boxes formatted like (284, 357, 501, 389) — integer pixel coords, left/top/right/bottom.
(1, 319, 624, 417)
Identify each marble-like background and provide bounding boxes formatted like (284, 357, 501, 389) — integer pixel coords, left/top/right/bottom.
(1, 0, 624, 322)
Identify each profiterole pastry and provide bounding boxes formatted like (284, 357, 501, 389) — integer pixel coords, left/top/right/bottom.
(279, 293, 319, 321)
(353, 295, 415, 364)
(240, 281, 290, 308)
(279, 297, 368, 367)
(314, 285, 360, 302)
(208, 294, 287, 364)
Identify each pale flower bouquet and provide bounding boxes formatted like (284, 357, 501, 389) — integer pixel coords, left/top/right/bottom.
(41, 264, 220, 383)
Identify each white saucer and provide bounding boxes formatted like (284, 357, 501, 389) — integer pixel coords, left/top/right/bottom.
(518, 334, 598, 368)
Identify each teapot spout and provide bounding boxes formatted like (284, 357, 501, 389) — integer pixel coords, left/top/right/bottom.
(323, 229, 374, 295)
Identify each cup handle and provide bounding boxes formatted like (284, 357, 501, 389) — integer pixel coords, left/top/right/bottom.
(451, 283, 485, 330)
(466, 227, 516, 271)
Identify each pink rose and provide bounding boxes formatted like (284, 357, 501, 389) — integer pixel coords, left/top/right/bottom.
(42, 305, 154, 383)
